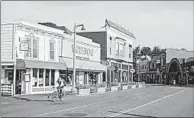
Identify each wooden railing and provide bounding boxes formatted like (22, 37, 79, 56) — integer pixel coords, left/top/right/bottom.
(1, 84, 14, 96)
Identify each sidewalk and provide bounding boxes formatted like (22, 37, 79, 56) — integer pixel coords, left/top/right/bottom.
(9, 91, 78, 102)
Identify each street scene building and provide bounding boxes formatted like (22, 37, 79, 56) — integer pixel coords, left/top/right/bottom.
(77, 19, 135, 84)
(1, 20, 106, 95)
(1, 1, 194, 118)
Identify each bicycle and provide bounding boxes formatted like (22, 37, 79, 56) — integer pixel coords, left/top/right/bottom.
(48, 86, 65, 102)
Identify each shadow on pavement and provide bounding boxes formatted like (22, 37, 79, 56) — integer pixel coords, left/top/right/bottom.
(108, 111, 158, 118)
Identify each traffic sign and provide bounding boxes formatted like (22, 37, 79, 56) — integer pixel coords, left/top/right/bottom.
(130, 69, 135, 73)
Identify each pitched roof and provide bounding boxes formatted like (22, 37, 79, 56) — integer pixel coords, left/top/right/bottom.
(38, 22, 72, 35)
(105, 19, 135, 39)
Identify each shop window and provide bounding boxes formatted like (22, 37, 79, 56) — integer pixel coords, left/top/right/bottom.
(51, 70, 55, 86)
(45, 69, 50, 86)
(50, 41, 55, 60)
(39, 69, 44, 86)
(33, 68, 38, 87)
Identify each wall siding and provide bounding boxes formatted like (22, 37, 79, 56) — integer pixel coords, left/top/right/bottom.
(1, 24, 14, 62)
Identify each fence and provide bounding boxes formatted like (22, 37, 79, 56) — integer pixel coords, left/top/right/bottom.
(1, 84, 14, 96)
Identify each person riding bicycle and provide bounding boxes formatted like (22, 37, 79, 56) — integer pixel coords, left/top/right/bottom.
(56, 76, 66, 98)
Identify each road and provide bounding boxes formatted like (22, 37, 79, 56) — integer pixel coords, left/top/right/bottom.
(1, 84, 194, 117)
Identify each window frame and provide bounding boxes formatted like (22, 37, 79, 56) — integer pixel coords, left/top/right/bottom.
(49, 40, 55, 60)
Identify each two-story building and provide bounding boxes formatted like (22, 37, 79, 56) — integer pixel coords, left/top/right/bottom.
(1, 20, 106, 95)
(136, 58, 150, 82)
(77, 19, 135, 84)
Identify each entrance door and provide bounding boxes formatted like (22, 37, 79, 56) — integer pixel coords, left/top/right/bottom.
(15, 70, 25, 94)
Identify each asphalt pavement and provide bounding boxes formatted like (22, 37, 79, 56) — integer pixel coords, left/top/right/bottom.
(1, 84, 194, 117)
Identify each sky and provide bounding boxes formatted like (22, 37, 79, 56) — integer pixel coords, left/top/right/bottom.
(1, 1, 193, 51)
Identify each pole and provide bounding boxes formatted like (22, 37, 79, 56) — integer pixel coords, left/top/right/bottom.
(72, 23, 76, 92)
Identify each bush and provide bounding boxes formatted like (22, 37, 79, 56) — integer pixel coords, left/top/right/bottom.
(76, 84, 90, 89)
(109, 82, 119, 87)
(97, 83, 106, 88)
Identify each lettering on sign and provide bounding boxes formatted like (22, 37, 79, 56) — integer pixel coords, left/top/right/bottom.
(72, 45, 94, 56)
(76, 56, 90, 61)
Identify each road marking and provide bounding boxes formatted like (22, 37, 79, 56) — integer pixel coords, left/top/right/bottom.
(107, 89, 187, 117)
(31, 91, 151, 117)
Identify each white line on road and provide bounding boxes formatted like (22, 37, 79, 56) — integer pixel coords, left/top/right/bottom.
(107, 89, 187, 117)
(31, 92, 150, 117)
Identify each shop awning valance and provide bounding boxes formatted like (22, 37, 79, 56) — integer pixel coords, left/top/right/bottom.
(59, 57, 107, 72)
(16, 59, 67, 70)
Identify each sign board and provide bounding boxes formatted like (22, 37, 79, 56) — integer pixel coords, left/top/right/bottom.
(107, 66, 115, 71)
(130, 69, 135, 73)
(24, 74, 30, 82)
(20, 41, 29, 51)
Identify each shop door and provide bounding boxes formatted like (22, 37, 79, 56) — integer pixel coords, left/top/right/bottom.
(15, 70, 25, 94)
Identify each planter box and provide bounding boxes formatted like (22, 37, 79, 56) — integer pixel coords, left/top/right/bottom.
(97, 87, 106, 93)
(90, 87, 97, 93)
(129, 84, 136, 89)
(64, 86, 72, 92)
(111, 86, 118, 91)
(136, 84, 143, 88)
(77, 88, 90, 96)
(122, 85, 128, 90)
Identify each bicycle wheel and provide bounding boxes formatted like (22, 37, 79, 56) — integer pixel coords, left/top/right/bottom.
(51, 91, 58, 102)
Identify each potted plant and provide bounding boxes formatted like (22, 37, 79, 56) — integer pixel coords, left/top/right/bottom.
(96, 83, 106, 93)
(76, 84, 90, 96)
(121, 82, 128, 90)
(89, 84, 97, 93)
(110, 82, 119, 91)
(128, 82, 137, 89)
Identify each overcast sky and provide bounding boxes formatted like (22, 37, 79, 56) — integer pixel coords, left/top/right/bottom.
(1, 1, 193, 51)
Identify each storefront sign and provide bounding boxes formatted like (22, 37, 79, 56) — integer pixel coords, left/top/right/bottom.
(76, 56, 90, 61)
(72, 45, 94, 56)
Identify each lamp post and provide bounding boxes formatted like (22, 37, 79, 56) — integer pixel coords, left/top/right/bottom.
(72, 23, 85, 92)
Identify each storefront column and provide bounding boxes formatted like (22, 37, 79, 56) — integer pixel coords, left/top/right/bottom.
(13, 65, 16, 95)
(86, 72, 89, 84)
(29, 68, 33, 94)
(55, 70, 59, 87)
(43, 69, 46, 92)
(49, 69, 51, 86)
(120, 70, 122, 83)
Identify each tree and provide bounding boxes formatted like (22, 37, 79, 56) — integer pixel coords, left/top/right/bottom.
(151, 46, 161, 56)
(140, 47, 151, 56)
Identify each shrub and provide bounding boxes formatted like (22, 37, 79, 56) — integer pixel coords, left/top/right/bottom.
(109, 82, 119, 87)
(76, 84, 90, 89)
(97, 83, 106, 88)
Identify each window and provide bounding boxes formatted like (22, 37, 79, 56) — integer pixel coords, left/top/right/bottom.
(45, 69, 50, 86)
(116, 42, 119, 55)
(50, 41, 55, 59)
(109, 37, 112, 54)
(119, 43, 124, 56)
(26, 38, 31, 57)
(33, 39, 38, 58)
(39, 69, 44, 86)
(33, 68, 38, 87)
(129, 45, 132, 58)
(51, 70, 55, 86)
(26, 36, 38, 58)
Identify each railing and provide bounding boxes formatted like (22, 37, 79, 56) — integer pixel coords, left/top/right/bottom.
(1, 84, 14, 96)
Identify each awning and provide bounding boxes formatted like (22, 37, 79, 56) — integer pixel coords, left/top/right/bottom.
(16, 59, 67, 70)
(60, 57, 107, 72)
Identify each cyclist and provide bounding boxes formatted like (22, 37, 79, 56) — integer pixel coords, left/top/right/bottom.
(56, 76, 66, 99)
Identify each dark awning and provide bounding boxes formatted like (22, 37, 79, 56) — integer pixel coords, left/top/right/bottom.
(16, 59, 67, 70)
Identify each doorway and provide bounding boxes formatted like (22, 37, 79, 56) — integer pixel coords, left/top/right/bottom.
(15, 70, 25, 94)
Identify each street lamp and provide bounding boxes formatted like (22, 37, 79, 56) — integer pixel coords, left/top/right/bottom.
(72, 23, 85, 92)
